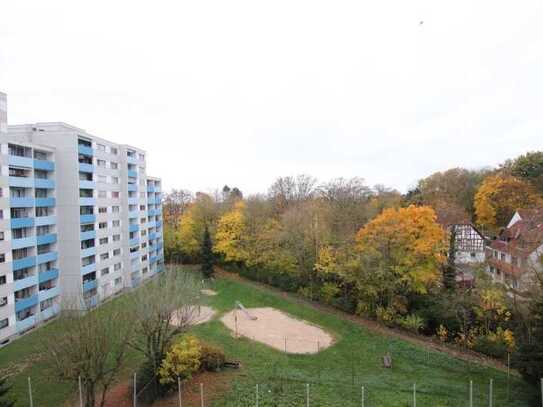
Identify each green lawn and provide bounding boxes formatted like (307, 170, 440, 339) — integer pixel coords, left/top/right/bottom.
(0, 269, 537, 406)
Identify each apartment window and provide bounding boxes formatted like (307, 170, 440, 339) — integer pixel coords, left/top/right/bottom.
(97, 144, 106, 152)
(34, 150, 48, 160)
(99, 222, 107, 229)
(0, 297, 7, 307)
(0, 232, 3, 241)
(141, 230, 147, 237)
(142, 255, 148, 261)
(0, 319, 8, 330)
(110, 147, 118, 155)
(112, 191, 120, 199)
(97, 159, 106, 167)
(98, 190, 107, 198)
(113, 234, 121, 242)
(138, 153, 145, 160)
(35, 189, 48, 198)
(113, 248, 121, 256)
(501, 253, 506, 262)
(114, 263, 121, 271)
(99, 237, 108, 245)
(99, 207, 107, 214)
(140, 192, 146, 199)
(0, 210, 3, 220)
(139, 205, 146, 211)
(36, 207, 52, 217)
(98, 175, 107, 183)
(141, 242, 147, 249)
(0, 275, 6, 286)
(112, 220, 120, 227)
(114, 277, 122, 286)
(142, 267, 148, 274)
(140, 218, 146, 224)
(110, 162, 118, 170)
(101, 267, 109, 276)
(139, 166, 145, 173)
(112, 206, 120, 213)
(0, 254, 5, 263)
(112, 177, 119, 184)
(81, 224, 94, 232)
(100, 253, 109, 261)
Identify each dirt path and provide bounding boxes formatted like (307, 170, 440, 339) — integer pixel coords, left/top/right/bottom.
(216, 268, 516, 375)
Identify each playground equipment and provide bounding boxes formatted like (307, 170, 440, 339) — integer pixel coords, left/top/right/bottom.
(235, 301, 258, 320)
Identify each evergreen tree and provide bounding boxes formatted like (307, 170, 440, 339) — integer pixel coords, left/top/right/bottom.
(201, 225, 215, 278)
(0, 376, 14, 407)
(513, 294, 543, 384)
(443, 225, 457, 290)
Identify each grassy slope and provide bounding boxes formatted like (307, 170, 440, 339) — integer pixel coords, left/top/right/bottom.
(193, 277, 535, 406)
(0, 270, 536, 406)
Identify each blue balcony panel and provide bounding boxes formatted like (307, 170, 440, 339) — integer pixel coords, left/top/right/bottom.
(127, 155, 137, 164)
(35, 216, 56, 226)
(12, 236, 37, 250)
(156, 220, 162, 228)
(39, 285, 60, 302)
(81, 263, 96, 275)
(128, 211, 139, 219)
(79, 163, 94, 173)
(80, 247, 96, 258)
(79, 180, 96, 189)
(79, 197, 96, 206)
(16, 315, 37, 333)
(132, 276, 141, 287)
(86, 295, 98, 309)
(147, 185, 155, 193)
(129, 238, 140, 247)
(12, 256, 36, 271)
(8, 155, 34, 168)
(128, 197, 139, 205)
(78, 145, 94, 156)
(37, 233, 57, 245)
(149, 232, 157, 240)
(127, 170, 138, 178)
(11, 217, 34, 229)
(80, 230, 96, 241)
(14, 275, 38, 291)
(10, 197, 35, 208)
(40, 304, 60, 321)
(39, 268, 59, 283)
(80, 214, 96, 224)
(150, 256, 158, 264)
(34, 178, 55, 189)
(33, 159, 55, 171)
(82, 279, 97, 292)
(15, 294, 39, 313)
(129, 224, 139, 233)
(130, 250, 140, 259)
(35, 197, 56, 207)
(127, 184, 137, 192)
(37, 252, 58, 265)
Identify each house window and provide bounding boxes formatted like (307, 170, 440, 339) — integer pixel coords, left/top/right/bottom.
(0, 318, 8, 330)
(97, 144, 106, 152)
(99, 237, 108, 245)
(98, 191, 107, 198)
(110, 162, 118, 170)
(101, 267, 109, 276)
(112, 177, 119, 184)
(470, 252, 476, 258)
(99, 222, 107, 229)
(98, 175, 107, 183)
(99, 207, 107, 214)
(0, 232, 3, 241)
(112, 192, 120, 199)
(114, 277, 122, 286)
(0, 297, 7, 307)
(112, 206, 120, 213)
(100, 253, 109, 261)
(500, 253, 506, 262)
(97, 159, 106, 168)
(114, 263, 121, 271)
(113, 248, 121, 256)
(113, 234, 120, 242)
(0, 254, 5, 263)
(0, 275, 6, 285)
(112, 220, 120, 227)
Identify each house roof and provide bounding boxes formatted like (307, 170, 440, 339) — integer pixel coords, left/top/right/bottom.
(489, 208, 543, 258)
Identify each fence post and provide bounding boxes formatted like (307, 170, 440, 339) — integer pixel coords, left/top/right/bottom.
(489, 379, 493, 407)
(79, 376, 83, 407)
(200, 383, 204, 407)
(27, 377, 33, 407)
(507, 353, 511, 400)
(413, 383, 416, 407)
(133, 372, 137, 407)
(284, 337, 287, 353)
(361, 386, 365, 407)
(469, 380, 473, 407)
(178, 376, 182, 407)
(256, 383, 259, 407)
(306, 383, 310, 407)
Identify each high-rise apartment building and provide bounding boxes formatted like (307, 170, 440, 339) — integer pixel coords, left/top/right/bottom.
(0, 93, 164, 345)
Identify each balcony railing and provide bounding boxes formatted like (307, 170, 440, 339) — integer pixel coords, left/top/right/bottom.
(80, 247, 96, 258)
(9, 155, 33, 168)
(38, 285, 60, 302)
(78, 145, 93, 156)
(15, 293, 39, 312)
(9, 176, 34, 188)
(34, 178, 55, 189)
(82, 279, 97, 292)
(36, 233, 57, 245)
(12, 255, 37, 271)
(35, 216, 56, 226)
(39, 268, 59, 283)
(37, 252, 58, 265)
(33, 159, 55, 171)
(16, 315, 36, 333)
(79, 163, 94, 173)
(10, 197, 35, 208)
(14, 274, 38, 291)
(12, 236, 37, 250)
(80, 230, 96, 241)
(81, 263, 97, 275)
(35, 197, 56, 207)
(79, 197, 96, 206)
(80, 214, 96, 224)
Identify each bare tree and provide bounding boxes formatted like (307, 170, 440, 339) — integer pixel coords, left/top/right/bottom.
(268, 174, 317, 213)
(41, 299, 135, 407)
(163, 189, 193, 227)
(128, 267, 204, 394)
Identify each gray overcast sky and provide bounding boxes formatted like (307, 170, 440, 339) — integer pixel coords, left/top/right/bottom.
(1, 0, 542, 194)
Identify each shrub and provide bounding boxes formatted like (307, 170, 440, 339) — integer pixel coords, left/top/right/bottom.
(473, 328, 515, 359)
(200, 343, 226, 371)
(320, 282, 340, 305)
(158, 335, 201, 386)
(375, 306, 396, 327)
(396, 314, 425, 334)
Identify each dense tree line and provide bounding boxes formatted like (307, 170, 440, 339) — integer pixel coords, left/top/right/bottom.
(163, 151, 543, 384)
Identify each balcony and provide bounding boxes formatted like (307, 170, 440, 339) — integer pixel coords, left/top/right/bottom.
(156, 220, 162, 228)
(35, 216, 56, 226)
(128, 197, 139, 205)
(14, 274, 38, 291)
(16, 315, 36, 333)
(40, 304, 60, 321)
(128, 211, 139, 219)
(129, 238, 140, 247)
(39, 268, 59, 283)
(129, 224, 139, 233)
(150, 256, 158, 264)
(131, 276, 141, 287)
(12, 236, 37, 250)
(80, 247, 96, 258)
(82, 279, 97, 292)
(11, 217, 34, 229)
(36, 233, 57, 245)
(9, 176, 34, 188)
(9, 155, 34, 168)
(35, 197, 56, 207)
(37, 252, 58, 265)
(79, 162, 94, 173)
(149, 232, 157, 240)
(130, 250, 140, 259)
(10, 197, 35, 208)
(127, 155, 137, 164)
(127, 170, 138, 178)
(147, 185, 155, 193)
(127, 184, 138, 192)
(80, 230, 96, 241)
(34, 178, 55, 189)
(79, 197, 96, 206)
(80, 214, 96, 224)
(81, 263, 96, 275)
(15, 293, 39, 312)
(78, 145, 93, 156)
(85, 295, 98, 309)
(13, 256, 37, 271)
(33, 159, 55, 171)
(38, 285, 60, 302)
(79, 180, 96, 189)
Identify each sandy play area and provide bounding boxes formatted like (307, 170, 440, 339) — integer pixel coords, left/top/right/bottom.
(171, 305, 216, 327)
(201, 289, 218, 296)
(221, 307, 334, 354)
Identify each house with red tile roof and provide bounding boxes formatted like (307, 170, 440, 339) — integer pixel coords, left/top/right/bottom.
(486, 208, 543, 290)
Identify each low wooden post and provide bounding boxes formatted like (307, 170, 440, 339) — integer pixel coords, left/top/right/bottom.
(200, 383, 204, 407)
(489, 379, 493, 407)
(306, 383, 310, 407)
(178, 376, 182, 407)
(28, 377, 33, 407)
(361, 386, 365, 407)
(133, 373, 137, 407)
(413, 383, 416, 407)
(469, 380, 473, 407)
(256, 383, 259, 407)
(79, 376, 83, 407)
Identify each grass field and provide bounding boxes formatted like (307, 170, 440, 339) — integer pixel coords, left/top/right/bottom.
(0, 268, 537, 406)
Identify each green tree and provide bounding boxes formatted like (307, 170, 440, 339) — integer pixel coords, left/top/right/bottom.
(0, 376, 14, 407)
(201, 226, 215, 278)
(504, 151, 543, 193)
